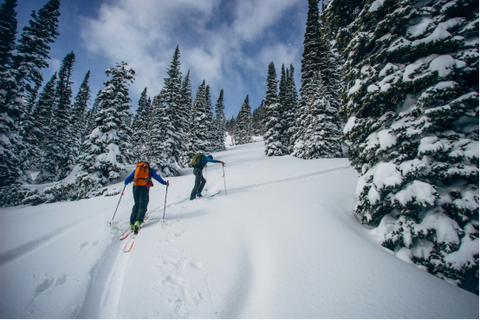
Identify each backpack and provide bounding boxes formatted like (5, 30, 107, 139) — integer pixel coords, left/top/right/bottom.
(133, 162, 150, 186)
(190, 153, 205, 168)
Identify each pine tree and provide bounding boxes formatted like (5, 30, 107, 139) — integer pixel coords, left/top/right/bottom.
(84, 90, 101, 139)
(36, 51, 76, 182)
(70, 70, 91, 162)
(78, 61, 135, 185)
(162, 46, 186, 168)
(0, 0, 17, 73)
(212, 89, 227, 151)
(22, 72, 57, 170)
(263, 62, 285, 156)
(131, 87, 151, 161)
(226, 116, 237, 145)
(205, 84, 215, 152)
(301, 0, 322, 90)
(252, 100, 265, 136)
(180, 70, 192, 137)
(15, 0, 60, 105)
(327, 0, 479, 290)
(284, 64, 298, 151)
(235, 95, 253, 145)
(184, 81, 212, 160)
(293, 0, 343, 159)
(292, 71, 343, 159)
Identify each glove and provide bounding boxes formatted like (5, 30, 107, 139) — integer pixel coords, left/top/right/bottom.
(166, 180, 170, 187)
(221, 161, 225, 165)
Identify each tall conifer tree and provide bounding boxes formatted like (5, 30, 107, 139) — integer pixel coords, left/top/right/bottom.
(212, 89, 227, 151)
(0, 0, 17, 73)
(235, 95, 253, 145)
(263, 62, 285, 156)
(293, 0, 343, 159)
(326, 0, 479, 290)
(161, 46, 186, 168)
(15, 0, 60, 105)
(36, 51, 76, 182)
(21, 72, 57, 170)
(184, 81, 211, 159)
(78, 62, 135, 185)
(70, 70, 91, 162)
(131, 87, 151, 162)
(146, 91, 180, 176)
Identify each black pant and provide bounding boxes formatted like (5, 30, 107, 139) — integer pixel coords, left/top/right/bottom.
(190, 167, 206, 199)
(130, 185, 149, 225)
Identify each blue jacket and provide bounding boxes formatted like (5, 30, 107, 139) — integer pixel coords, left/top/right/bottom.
(125, 166, 167, 186)
(198, 155, 222, 170)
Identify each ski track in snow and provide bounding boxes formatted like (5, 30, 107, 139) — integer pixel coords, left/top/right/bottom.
(76, 164, 354, 318)
(0, 216, 96, 266)
(161, 164, 353, 208)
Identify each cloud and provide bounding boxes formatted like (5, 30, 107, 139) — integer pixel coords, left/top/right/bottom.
(79, 0, 305, 116)
(232, 0, 299, 42)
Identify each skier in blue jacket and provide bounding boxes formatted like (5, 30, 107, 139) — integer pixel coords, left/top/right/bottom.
(190, 155, 225, 200)
(125, 163, 169, 233)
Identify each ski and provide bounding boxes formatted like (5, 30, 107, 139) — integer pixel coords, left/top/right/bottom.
(123, 234, 136, 253)
(119, 228, 133, 240)
(197, 191, 221, 199)
(119, 217, 148, 241)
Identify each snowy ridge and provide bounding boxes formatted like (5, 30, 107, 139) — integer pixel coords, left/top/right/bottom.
(0, 141, 478, 318)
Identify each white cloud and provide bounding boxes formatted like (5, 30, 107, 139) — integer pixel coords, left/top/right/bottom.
(79, 0, 305, 115)
(232, 0, 299, 42)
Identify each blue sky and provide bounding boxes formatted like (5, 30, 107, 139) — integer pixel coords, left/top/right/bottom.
(16, 0, 308, 118)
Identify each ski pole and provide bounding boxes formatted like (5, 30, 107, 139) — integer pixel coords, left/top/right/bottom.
(222, 165, 227, 195)
(163, 181, 169, 220)
(110, 184, 126, 226)
(205, 165, 208, 192)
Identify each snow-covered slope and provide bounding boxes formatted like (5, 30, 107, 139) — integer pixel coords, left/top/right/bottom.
(0, 140, 478, 318)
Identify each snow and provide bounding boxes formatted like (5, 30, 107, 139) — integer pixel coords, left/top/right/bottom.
(368, 0, 385, 12)
(407, 17, 433, 38)
(445, 235, 480, 269)
(395, 180, 437, 206)
(0, 141, 478, 318)
(343, 116, 356, 134)
(347, 79, 362, 96)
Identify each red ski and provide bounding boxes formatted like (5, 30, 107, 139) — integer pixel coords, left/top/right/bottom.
(119, 228, 133, 240)
(123, 235, 136, 253)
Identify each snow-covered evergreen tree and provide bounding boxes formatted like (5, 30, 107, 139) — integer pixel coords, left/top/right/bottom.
(263, 62, 286, 156)
(0, 0, 59, 202)
(292, 71, 343, 159)
(292, 0, 343, 160)
(0, 0, 17, 74)
(284, 64, 298, 152)
(212, 89, 227, 152)
(70, 70, 91, 164)
(131, 87, 151, 162)
(252, 100, 265, 136)
(15, 0, 60, 106)
(161, 46, 186, 168)
(145, 92, 180, 176)
(0, 0, 23, 197)
(84, 90, 101, 138)
(226, 116, 237, 145)
(180, 69, 192, 135)
(21, 72, 57, 170)
(235, 95, 253, 145)
(327, 0, 479, 291)
(184, 81, 212, 160)
(205, 85, 215, 152)
(36, 51, 76, 183)
(77, 61, 135, 185)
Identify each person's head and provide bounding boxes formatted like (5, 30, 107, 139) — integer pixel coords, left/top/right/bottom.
(207, 155, 213, 160)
